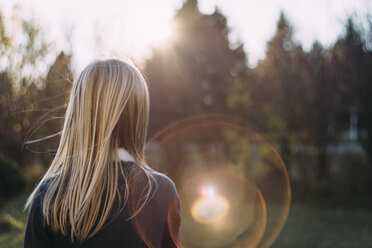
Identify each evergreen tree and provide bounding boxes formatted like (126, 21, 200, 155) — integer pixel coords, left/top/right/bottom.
(144, 0, 248, 137)
(23, 52, 73, 166)
(332, 19, 372, 166)
(255, 12, 308, 172)
(305, 42, 338, 180)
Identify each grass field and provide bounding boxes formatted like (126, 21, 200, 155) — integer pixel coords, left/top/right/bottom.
(1, 194, 371, 248)
(273, 203, 372, 248)
(0, 194, 29, 248)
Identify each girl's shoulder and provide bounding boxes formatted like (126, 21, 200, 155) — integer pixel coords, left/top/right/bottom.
(122, 161, 178, 196)
(126, 166, 179, 207)
(150, 170, 178, 194)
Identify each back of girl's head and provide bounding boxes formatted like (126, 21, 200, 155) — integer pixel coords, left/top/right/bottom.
(25, 57, 155, 242)
(67, 58, 149, 162)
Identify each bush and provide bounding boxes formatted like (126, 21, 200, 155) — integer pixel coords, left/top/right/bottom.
(0, 215, 15, 233)
(0, 155, 26, 202)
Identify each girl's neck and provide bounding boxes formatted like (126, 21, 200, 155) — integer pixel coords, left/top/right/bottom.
(117, 147, 135, 162)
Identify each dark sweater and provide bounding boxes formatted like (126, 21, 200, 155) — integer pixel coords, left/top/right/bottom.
(23, 161, 181, 248)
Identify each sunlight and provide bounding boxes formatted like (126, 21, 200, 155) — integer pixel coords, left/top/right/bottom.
(127, 3, 175, 48)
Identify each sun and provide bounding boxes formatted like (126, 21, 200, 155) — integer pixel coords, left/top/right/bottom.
(128, 2, 176, 48)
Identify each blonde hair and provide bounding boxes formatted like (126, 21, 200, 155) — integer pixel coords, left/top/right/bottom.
(24, 58, 156, 242)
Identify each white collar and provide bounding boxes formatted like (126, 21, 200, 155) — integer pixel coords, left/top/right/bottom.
(117, 147, 135, 162)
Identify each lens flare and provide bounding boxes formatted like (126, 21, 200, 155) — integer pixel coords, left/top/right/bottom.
(145, 114, 291, 248)
(191, 186, 230, 224)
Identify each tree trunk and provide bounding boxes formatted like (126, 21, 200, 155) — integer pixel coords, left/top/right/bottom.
(316, 142, 328, 181)
(279, 136, 291, 177)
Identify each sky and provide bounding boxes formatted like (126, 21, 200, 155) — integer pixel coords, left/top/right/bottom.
(0, 0, 371, 71)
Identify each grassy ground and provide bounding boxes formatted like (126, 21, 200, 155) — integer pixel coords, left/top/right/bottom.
(273, 203, 372, 248)
(0, 194, 28, 248)
(1, 194, 371, 248)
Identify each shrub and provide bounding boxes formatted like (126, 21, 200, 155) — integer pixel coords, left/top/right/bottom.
(0, 155, 26, 202)
(0, 215, 15, 233)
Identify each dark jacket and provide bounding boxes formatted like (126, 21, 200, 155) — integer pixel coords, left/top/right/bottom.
(23, 161, 181, 248)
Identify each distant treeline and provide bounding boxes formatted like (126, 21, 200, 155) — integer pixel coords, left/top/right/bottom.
(0, 0, 371, 193)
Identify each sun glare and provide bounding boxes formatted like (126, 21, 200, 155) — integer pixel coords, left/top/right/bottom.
(128, 3, 175, 48)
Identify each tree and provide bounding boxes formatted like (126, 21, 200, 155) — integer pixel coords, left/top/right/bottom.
(0, 8, 50, 163)
(144, 0, 248, 137)
(304, 42, 339, 180)
(255, 12, 308, 174)
(22, 52, 73, 166)
(332, 19, 372, 166)
(0, 7, 72, 168)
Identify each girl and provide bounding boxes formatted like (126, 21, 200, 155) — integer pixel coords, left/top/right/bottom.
(23, 58, 181, 248)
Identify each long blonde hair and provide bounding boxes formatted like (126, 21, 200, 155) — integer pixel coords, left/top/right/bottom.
(25, 58, 155, 242)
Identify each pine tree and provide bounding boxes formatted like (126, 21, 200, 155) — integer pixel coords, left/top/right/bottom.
(144, 0, 248, 137)
(22, 52, 73, 166)
(256, 12, 307, 173)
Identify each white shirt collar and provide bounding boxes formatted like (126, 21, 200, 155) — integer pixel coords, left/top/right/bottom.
(117, 147, 135, 162)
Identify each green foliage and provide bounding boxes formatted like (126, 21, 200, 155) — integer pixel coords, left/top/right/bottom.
(0, 194, 27, 247)
(0, 6, 72, 166)
(0, 216, 13, 233)
(226, 77, 253, 110)
(0, 7, 56, 165)
(0, 155, 26, 202)
(0, 215, 22, 233)
(0, 8, 51, 86)
(222, 128, 280, 180)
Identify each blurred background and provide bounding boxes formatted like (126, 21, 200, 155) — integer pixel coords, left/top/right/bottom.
(0, 0, 372, 247)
